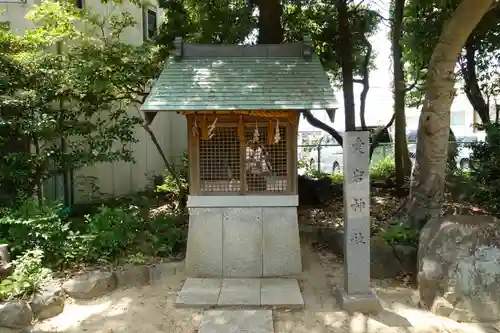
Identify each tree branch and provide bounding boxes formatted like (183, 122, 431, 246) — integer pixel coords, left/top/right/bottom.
(462, 40, 490, 123)
(369, 112, 396, 157)
(302, 110, 343, 147)
(358, 34, 372, 130)
(404, 63, 425, 93)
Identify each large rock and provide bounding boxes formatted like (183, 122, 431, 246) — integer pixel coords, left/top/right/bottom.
(62, 271, 116, 299)
(0, 244, 10, 263)
(0, 244, 12, 282)
(298, 175, 341, 206)
(0, 262, 13, 281)
(318, 229, 417, 279)
(0, 300, 33, 328)
(29, 282, 65, 320)
(418, 215, 500, 322)
(370, 236, 417, 280)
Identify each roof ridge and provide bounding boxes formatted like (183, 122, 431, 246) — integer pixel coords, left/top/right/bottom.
(171, 37, 313, 60)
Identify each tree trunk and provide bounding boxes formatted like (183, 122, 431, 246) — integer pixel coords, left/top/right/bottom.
(357, 34, 372, 131)
(255, 0, 283, 44)
(337, 0, 356, 131)
(496, 102, 500, 123)
(407, 0, 494, 230)
(461, 41, 490, 124)
(142, 122, 186, 208)
(391, 0, 411, 197)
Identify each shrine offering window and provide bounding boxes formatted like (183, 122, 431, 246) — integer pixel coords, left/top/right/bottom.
(192, 115, 294, 195)
(199, 127, 241, 193)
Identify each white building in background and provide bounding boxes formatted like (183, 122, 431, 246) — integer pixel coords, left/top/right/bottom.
(1, 0, 188, 203)
(405, 94, 480, 138)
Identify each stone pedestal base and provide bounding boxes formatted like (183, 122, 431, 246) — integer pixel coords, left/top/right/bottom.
(185, 195, 302, 278)
(335, 287, 382, 314)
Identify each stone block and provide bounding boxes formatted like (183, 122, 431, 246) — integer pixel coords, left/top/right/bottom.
(335, 286, 382, 314)
(199, 310, 273, 333)
(218, 279, 260, 306)
(149, 262, 179, 284)
(0, 244, 9, 263)
(260, 278, 304, 308)
(0, 300, 33, 329)
(29, 282, 64, 321)
(114, 264, 150, 289)
(222, 208, 262, 277)
(262, 207, 302, 277)
(62, 271, 116, 300)
(185, 208, 223, 277)
(176, 278, 222, 308)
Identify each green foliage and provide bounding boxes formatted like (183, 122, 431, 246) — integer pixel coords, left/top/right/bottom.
(378, 224, 419, 247)
(1, 197, 187, 269)
(403, 0, 500, 108)
(0, 1, 162, 203)
(84, 205, 144, 263)
(157, 151, 189, 197)
(157, 0, 254, 51)
(0, 250, 51, 301)
(445, 168, 474, 201)
(370, 156, 396, 180)
(147, 212, 187, 257)
(286, 1, 380, 82)
(0, 199, 84, 267)
(329, 172, 344, 184)
(468, 123, 500, 215)
(157, 0, 380, 83)
(300, 154, 396, 182)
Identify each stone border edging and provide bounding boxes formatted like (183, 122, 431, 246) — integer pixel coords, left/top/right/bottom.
(0, 261, 183, 329)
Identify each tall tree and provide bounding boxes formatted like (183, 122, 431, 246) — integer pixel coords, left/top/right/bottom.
(337, 0, 356, 131)
(391, 0, 412, 196)
(406, 0, 495, 229)
(404, 0, 500, 124)
(157, 0, 254, 47)
(254, 0, 284, 43)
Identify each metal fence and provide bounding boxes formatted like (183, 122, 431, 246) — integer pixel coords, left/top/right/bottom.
(298, 141, 476, 174)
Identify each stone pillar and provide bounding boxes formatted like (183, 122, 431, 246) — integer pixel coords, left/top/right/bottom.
(335, 131, 381, 314)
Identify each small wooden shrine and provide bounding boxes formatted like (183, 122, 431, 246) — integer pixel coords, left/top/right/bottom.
(141, 37, 337, 278)
(184, 111, 297, 195)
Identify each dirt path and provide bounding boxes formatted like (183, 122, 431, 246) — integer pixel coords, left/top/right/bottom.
(32, 272, 203, 333)
(3, 238, 496, 333)
(277, 240, 495, 333)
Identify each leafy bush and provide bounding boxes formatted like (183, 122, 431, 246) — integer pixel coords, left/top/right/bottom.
(370, 156, 395, 180)
(84, 205, 144, 263)
(469, 123, 500, 215)
(445, 169, 475, 201)
(0, 199, 85, 266)
(0, 196, 189, 268)
(0, 249, 51, 301)
(300, 155, 396, 183)
(147, 212, 187, 257)
(329, 172, 344, 184)
(157, 152, 189, 200)
(378, 224, 419, 247)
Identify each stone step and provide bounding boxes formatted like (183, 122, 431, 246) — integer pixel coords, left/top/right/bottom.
(198, 310, 274, 333)
(175, 278, 304, 309)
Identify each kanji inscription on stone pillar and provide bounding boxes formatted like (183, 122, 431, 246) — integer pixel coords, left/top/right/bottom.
(336, 131, 381, 314)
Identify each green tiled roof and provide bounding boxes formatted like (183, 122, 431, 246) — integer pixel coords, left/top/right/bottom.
(141, 40, 337, 112)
